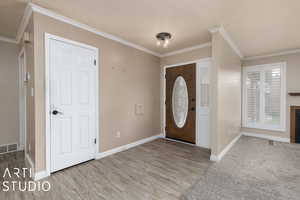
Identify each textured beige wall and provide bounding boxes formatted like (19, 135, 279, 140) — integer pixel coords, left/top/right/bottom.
(242, 53, 300, 139)
(33, 13, 161, 172)
(211, 32, 241, 155)
(0, 41, 19, 146)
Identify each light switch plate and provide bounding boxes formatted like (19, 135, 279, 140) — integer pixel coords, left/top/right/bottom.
(116, 131, 121, 138)
(25, 72, 30, 82)
(135, 104, 144, 115)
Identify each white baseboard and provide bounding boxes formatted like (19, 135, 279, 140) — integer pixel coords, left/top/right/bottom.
(210, 133, 241, 162)
(25, 153, 34, 169)
(209, 154, 219, 162)
(96, 134, 163, 159)
(34, 170, 49, 181)
(25, 153, 35, 178)
(242, 132, 290, 143)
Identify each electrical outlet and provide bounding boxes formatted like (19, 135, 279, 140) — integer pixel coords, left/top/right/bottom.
(116, 131, 121, 138)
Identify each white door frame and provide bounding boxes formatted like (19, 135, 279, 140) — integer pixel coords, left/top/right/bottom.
(18, 47, 27, 151)
(162, 57, 211, 147)
(45, 33, 99, 177)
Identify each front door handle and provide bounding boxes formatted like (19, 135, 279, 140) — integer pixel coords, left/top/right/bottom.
(52, 110, 63, 115)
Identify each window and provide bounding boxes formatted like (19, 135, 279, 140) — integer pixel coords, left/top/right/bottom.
(242, 63, 286, 131)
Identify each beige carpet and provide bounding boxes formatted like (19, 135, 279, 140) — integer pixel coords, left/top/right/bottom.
(183, 136, 300, 200)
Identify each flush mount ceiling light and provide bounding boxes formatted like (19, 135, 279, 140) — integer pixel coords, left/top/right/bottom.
(156, 32, 172, 48)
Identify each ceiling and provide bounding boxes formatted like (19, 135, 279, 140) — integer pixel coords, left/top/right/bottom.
(0, 0, 27, 38)
(1, 0, 300, 57)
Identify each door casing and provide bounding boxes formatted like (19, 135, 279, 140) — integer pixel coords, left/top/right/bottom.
(162, 58, 211, 148)
(18, 47, 27, 152)
(45, 33, 99, 178)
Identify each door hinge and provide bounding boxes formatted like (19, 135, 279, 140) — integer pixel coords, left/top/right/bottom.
(94, 138, 97, 144)
(94, 59, 97, 66)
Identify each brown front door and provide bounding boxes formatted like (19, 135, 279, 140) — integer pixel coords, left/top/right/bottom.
(165, 63, 196, 144)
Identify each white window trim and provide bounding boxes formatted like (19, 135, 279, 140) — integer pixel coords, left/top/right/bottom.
(242, 62, 286, 132)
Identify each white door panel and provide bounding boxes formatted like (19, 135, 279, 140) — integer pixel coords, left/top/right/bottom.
(50, 39, 97, 172)
(197, 62, 210, 148)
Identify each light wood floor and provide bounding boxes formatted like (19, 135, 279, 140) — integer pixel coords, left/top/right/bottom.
(0, 139, 212, 200)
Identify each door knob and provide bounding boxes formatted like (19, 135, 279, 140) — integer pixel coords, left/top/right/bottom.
(52, 110, 63, 115)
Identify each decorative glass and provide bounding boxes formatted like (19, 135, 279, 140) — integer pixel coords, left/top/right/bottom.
(172, 76, 189, 128)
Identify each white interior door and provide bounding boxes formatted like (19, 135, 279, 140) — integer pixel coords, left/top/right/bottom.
(197, 61, 210, 148)
(49, 38, 98, 172)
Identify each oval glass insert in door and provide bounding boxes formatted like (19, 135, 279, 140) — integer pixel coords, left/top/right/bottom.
(172, 76, 189, 128)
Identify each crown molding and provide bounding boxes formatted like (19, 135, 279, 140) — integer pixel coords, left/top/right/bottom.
(16, 4, 246, 59)
(243, 49, 300, 61)
(160, 42, 212, 57)
(25, 3, 160, 57)
(14, 3, 219, 58)
(208, 26, 220, 33)
(209, 26, 244, 59)
(16, 4, 33, 43)
(15, 3, 300, 61)
(0, 36, 17, 44)
(17, 3, 212, 58)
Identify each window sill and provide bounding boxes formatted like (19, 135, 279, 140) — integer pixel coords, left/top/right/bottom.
(242, 125, 286, 132)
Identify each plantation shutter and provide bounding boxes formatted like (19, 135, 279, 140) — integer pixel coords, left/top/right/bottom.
(243, 63, 285, 130)
(246, 71, 261, 125)
(263, 67, 281, 125)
